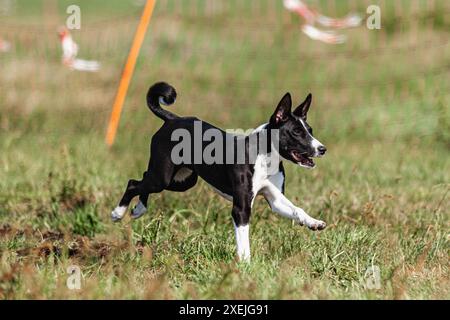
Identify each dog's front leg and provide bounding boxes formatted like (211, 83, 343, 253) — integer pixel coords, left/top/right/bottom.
(231, 195, 253, 262)
(233, 220, 250, 262)
(264, 186, 326, 231)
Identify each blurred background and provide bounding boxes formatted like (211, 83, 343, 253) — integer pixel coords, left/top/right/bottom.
(1, 0, 448, 140)
(0, 0, 448, 299)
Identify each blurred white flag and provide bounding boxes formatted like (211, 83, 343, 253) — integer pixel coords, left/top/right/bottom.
(283, 0, 361, 44)
(58, 28, 100, 72)
(0, 38, 11, 52)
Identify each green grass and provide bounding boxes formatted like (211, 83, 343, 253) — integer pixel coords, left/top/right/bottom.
(0, 0, 449, 299)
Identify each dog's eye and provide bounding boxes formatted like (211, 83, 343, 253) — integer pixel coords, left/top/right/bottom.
(293, 128, 303, 135)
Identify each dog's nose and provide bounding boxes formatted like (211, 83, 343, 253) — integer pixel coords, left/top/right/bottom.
(318, 145, 327, 156)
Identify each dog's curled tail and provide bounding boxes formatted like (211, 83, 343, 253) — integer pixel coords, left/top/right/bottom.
(147, 82, 178, 121)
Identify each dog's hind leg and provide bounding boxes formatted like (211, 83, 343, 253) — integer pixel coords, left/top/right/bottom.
(131, 167, 174, 220)
(132, 168, 198, 220)
(111, 178, 142, 222)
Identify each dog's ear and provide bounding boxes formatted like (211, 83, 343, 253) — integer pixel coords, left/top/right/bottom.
(270, 93, 292, 125)
(293, 93, 312, 120)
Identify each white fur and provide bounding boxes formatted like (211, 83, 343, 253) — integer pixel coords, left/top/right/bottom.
(131, 201, 147, 219)
(263, 175, 326, 230)
(251, 154, 270, 205)
(252, 153, 282, 200)
(268, 170, 284, 190)
(234, 222, 250, 262)
(251, 152, 326, 230)
(299, 118, 325, 157)
(251, 124, 276, 204)
(111, 206, 127, 222)
(252, 123, 268, 133)
(311, 138, 323, 151)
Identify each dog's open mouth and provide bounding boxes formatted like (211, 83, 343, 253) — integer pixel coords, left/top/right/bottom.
(291, 150, 315, 168)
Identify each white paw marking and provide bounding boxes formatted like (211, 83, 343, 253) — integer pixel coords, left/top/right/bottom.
(234, 222, 251, 262)
(304, 218, 327, 231)
(111, 206, 127, 222)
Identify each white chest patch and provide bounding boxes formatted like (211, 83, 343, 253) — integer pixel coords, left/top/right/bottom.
(252, 154, 281, 205)
(252, 155, 268, 197)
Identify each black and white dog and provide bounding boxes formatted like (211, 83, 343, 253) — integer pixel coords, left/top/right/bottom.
(112, 82, 327, 261)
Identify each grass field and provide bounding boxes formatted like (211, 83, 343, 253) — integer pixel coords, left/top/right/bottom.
(0, 0, 449, 299)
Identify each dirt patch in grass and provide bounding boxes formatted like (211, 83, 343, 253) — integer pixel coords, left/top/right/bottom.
(0, 224, 127, 263)
(13, 235, 127, 264)
(0, 223, 34, 239)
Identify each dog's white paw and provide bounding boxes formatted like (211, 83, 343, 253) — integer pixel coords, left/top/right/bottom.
(111, 206, 127, 222)
(131, 201, 147, 220)
(306, 219, 326, 231)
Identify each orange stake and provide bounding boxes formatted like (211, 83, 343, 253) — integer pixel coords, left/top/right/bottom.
(106, 0, 156, 146)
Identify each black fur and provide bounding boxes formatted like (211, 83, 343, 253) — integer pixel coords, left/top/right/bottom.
(116, 82, 326, 228)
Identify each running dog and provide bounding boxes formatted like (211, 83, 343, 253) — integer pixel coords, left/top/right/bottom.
(112, 82, 327, 261)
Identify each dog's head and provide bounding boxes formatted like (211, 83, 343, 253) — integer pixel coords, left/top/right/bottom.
(269, 92, 326, 169)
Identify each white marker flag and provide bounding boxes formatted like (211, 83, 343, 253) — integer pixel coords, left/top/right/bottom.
(283, 0, 361, 44)
(58, 27, 100, 72)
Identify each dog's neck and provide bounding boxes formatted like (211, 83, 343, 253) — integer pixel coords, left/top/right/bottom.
(249, 123, 283, 168)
